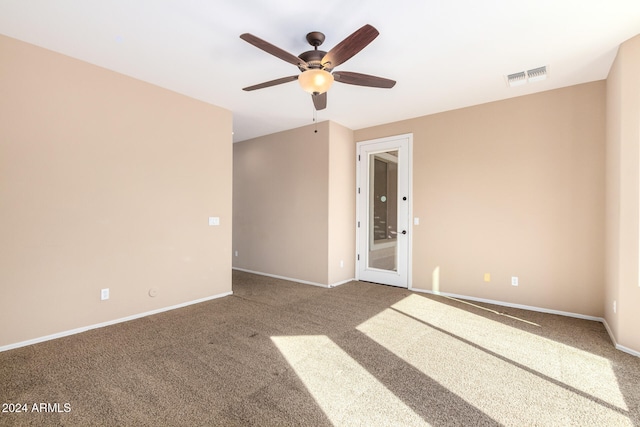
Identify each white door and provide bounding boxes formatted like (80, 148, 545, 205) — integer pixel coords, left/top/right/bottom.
(357, 134, 412, 288)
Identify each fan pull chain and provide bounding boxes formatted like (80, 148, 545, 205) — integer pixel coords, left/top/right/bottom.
(313, 106, 318, 133)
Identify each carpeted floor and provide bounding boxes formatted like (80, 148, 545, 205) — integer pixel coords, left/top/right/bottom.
(1, 270, 639, 426)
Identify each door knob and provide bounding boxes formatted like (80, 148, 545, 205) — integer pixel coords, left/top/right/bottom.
(401, 230, 407, 235)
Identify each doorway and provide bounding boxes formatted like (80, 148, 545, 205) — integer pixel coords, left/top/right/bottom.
(356, 134, 412, 288)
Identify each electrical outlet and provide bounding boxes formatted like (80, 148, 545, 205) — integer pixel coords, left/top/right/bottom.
(234, 250, 238, 257)
(511, 277, 519, 286)
(340, 260, 344, 268)
(613, 300, 617, 314)
(484, 273, 491, 282)
(101, 288, 109, 300)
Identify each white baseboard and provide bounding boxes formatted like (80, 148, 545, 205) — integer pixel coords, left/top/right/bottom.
(233, 267, 355, 289)
(328, 278, 355, 288)
(601, 318, 640, 358)
(412, 288, 602, 321)
(413, 287, 640, 358)
(0, 291, 233, 353)
(6, 281, 638, 359)
(615, 343, 640, 358)
(601, 317, 616, 343)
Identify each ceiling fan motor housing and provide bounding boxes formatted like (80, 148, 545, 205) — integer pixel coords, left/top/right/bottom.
(298, 49, 327, 70)
(306, 31, 325, 47)
(299, 31, 328, 71)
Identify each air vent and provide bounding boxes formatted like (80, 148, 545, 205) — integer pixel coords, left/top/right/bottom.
(506, 65, 548, 87)
(507, 71, 527, 87)
(527, 66, 547, 83)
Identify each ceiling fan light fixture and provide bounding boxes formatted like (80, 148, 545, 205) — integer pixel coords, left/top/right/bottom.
(298, 69, 334, 94)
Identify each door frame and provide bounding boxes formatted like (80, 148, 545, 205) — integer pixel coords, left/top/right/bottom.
(356, 133, 413, 289)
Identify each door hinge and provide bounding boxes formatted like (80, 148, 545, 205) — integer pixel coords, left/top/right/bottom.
(357, 254, 360, 261)
(358, 154, 361, 161)
(358, 187, 360, 194)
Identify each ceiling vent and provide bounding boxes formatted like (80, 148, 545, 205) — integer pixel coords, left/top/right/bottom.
(506, 66, 548, 87)
(526, 66, 547, 83)
(507, 71, 527, 87)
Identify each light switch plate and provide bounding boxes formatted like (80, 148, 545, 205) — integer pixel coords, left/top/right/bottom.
(208, 217, 220, 226)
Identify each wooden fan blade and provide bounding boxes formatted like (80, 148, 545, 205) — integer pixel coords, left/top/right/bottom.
(312, 92, 327, 110)
(240, 33, 308, 69)
(243, 75, 299, 91)
(333, 71, 396, 88)
(321, 24, 379, 70)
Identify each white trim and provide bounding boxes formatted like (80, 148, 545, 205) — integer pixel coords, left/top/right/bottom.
(328, 278, 355, 288)
(356, 133, 413, 289)
(412, 287, 602, 320)
(616, 343, 640, 358)
(0, 291, 232, 353)
(407, 136, 413, 290)
(601, 317, 616, 341)
(414, 287, 640, 357)
(233, 267, 354, 289)
(601, 318, 640, 358)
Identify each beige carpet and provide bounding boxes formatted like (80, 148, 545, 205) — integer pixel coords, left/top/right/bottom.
(1, 270, 639, 426)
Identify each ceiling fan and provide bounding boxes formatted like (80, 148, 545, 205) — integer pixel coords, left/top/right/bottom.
(240, 24, 396, 110)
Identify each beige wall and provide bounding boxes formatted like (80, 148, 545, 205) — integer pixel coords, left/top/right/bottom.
(606, 34, 640, 352)
(356, 82, 606, 317)
(0, 35, 233, 348)
(233, 122, 331, 284)
(233, 121, 356, 286)
(3, 29, 637, 354)
(328, 122, 356, 285)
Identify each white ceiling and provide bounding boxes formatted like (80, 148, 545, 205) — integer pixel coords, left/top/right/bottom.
(1, 1, 640, 142)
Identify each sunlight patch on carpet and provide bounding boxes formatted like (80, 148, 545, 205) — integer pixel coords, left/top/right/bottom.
(271, 335, 427, 426)
(356, 294, 632, 426)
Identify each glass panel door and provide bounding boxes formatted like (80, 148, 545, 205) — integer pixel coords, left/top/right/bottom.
(357, 134, 412, 288)
(369, 151, 398, 271)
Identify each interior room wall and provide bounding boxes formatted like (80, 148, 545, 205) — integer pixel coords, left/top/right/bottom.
(605, 34, 640, 353)
(0, 35, 233, 348)
(327, 122, 356, 285)
(233, 120, 356, 287)
(355, 82, 606, 318)
(233, 122, 331, 285)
